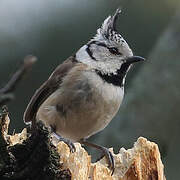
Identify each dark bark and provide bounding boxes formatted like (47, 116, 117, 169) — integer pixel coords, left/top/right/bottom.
(0, 107, 71, 180)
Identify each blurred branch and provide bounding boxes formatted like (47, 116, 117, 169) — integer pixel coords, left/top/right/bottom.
(0, 55, 37, 106)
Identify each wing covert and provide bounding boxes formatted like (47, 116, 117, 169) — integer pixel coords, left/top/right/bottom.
(23, 56, 78, 124)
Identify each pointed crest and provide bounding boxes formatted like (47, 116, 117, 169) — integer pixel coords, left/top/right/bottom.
(98, 8, 122, 39)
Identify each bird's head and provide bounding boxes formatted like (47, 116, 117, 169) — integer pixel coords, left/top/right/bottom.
(76, 9, 145, 76)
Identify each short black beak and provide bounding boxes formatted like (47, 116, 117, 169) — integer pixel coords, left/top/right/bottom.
(125, 56, 145, 64)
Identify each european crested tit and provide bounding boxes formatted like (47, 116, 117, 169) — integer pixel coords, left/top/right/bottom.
(24, 9, 145, 173)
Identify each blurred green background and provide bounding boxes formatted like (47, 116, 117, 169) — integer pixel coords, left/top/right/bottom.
(0, 0, 180, 179)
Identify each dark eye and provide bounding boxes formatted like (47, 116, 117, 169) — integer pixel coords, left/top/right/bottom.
(108, 47, 122, 55)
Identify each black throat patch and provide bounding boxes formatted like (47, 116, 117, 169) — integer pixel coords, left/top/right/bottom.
(96, 63, 131, 87)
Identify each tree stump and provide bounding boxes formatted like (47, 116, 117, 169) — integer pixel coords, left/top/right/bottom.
(0, 109, 166, 180)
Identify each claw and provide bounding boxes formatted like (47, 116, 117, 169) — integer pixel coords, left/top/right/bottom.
(99, 146, 115, 175)
(52, 132, 76, 153)
(79, 139, 115, 175)
(64, 138, 76, 153)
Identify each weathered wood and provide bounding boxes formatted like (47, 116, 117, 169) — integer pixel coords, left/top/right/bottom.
(0, 108, 165, 180)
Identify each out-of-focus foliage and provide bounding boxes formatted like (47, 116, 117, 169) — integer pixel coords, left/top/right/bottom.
(0, 0, 179, 179)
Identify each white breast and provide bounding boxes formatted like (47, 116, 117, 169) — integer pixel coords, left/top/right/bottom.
(85, 71, 124, 103)
(82, 71, 124, 135)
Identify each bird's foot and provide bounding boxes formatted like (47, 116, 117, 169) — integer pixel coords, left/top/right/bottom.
(79, 139, 115, 175)
(98, 146, 115, 173)
(52, 132, 76, 153)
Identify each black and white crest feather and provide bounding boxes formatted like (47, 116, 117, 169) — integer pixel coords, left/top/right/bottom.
(96, 9, 124, 44)
(76, 8, 133, 76)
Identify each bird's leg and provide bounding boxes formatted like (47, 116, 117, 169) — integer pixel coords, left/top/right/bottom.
(50, 126, 76, 153)
(79, 138, 115, 175)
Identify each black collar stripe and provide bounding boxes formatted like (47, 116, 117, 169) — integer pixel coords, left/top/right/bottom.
(96, 63, 131, 87)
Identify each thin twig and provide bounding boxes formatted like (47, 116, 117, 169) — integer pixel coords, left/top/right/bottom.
(0, 55, 37, 94)
(0, 55, 37, 106)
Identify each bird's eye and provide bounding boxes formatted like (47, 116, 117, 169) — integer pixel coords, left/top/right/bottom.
(108, 47, 122, 55)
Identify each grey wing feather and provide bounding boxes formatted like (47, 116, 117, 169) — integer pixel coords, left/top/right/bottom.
(23, 56, 78, 124)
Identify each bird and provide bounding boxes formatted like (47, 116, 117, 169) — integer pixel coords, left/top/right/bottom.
(23, 9, 145, 173)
